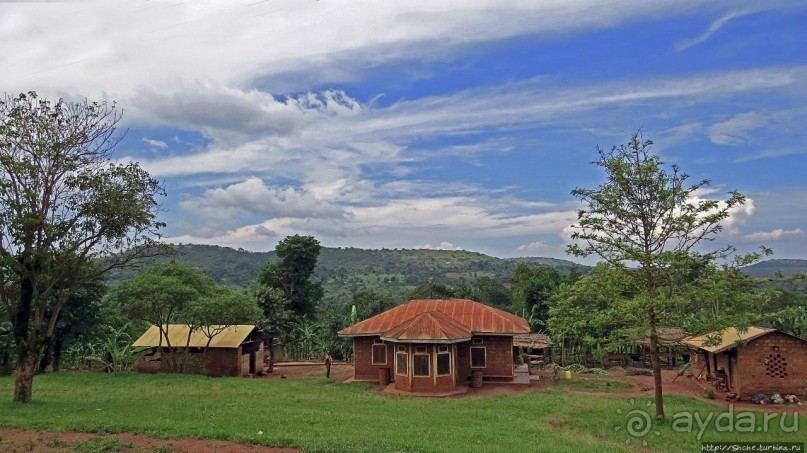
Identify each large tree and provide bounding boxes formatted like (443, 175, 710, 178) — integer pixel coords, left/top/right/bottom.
(565, 132, 767, 420)
(510, 263, 579, 332)
(256, 235, 323, 367)
(0, 92, 165, 402)
(259, 235, 323, 317)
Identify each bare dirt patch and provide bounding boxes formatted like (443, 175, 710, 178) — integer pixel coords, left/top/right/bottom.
(263, 362, 353, 381)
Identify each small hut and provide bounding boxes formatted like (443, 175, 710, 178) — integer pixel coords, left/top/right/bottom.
(512, 333, 552, 365)
(133, 324, 265, 377)
(626, 327, 690, 367)
(685, 327, 807, 399)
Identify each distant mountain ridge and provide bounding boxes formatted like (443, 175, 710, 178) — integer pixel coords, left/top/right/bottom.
(105, 244, 805, 301)
(106, 244, 588, 301)
(740, 259, 807, 278)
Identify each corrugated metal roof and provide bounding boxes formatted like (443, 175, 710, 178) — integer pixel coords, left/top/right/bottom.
(133, 325, 258, 348)
(381, 310, 472, 343)
(338, 299, 530, 338)
(684, 326, 776, 354)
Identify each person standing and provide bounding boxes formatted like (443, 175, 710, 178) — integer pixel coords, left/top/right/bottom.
(324, 350, 333, 378)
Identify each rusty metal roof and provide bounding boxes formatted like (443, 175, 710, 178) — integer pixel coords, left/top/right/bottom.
(133, 325, 258, 348)
(381, 310, 472, 343)
(338, 299, 530, 338)
(684, 326, 776, 354)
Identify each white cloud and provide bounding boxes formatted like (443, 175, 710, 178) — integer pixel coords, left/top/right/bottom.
(517, 241, 549, 252)
(142, 137, 168, 150)
(744, 228, 804, 241)
(708, 112, 768, 145)
(178, 177, 349, 235)
(734, 148, 806, 163)
(416, 242, 463, 251)
(2, 0, 712, 98)
(674, 9, 752, 52)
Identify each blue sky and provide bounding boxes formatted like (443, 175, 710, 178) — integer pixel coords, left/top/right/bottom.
(3, 0, 807, 261)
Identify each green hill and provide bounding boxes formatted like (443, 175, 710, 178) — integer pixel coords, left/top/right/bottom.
(106, 244, 588, 301)
(740, 259, 807, 278)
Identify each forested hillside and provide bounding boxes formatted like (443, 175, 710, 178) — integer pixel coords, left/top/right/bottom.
(106, 244, 588, 301)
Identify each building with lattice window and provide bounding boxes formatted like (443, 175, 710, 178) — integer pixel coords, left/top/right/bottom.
(685, 327, 807, 399)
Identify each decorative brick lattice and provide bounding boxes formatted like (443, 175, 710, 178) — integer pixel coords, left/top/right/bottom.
(765, 352, 787, 378)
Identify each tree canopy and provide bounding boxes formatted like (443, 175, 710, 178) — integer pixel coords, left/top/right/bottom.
(0, 92, 166, 402)
(110, 261, 261, 372)
(562, 132, 769, 419)
(258, 235, 323, 317)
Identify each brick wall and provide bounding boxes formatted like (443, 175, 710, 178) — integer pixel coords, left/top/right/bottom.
(352, 336, 395, 381)
(734, 332, 807, 399)
(135, 347, 244, 377)
(456, 336, 514, 383)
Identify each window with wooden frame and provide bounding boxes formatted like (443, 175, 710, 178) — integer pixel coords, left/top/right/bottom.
(413, 351, 430, 377)
(396, 351, 408, 375)
(372, 341, 387, 365)
(436, 345, 451, 376)
(470, 346, 486, 368)
(472, 337, 484, 345)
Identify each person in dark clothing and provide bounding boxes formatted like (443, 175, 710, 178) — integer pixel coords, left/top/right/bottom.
(324, 350, 333, 378)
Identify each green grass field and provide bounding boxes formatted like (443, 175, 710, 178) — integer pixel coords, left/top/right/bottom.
(0, 373, 803, 452)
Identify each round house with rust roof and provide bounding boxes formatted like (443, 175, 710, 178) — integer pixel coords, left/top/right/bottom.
(338, 298, 530, 394)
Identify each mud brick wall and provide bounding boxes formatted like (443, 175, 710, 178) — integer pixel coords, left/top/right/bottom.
(204, 348, 240, 377)
(456, 336, 514, 382)
(736, 332, 807, 399)
(353, 337, 395, 381)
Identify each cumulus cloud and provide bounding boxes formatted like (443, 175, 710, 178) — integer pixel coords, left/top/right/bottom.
(744, 228, 804, 241)
(178, 177, 349, 235)
(708, 112, 768, 145)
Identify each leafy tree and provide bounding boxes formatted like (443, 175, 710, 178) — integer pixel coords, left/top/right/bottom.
(470, 276, 511, 309)
(39, 276, 107, 372)
(0, 92, 165, 402)
(111, 262, 261, 372)
(350, 288, 395, 322)
(409, 281, 457, 299)
(510, 264, 579, 332)
(259, 235, 323, 317)
(110, 262, 215, 371)
(187, 288, 262, 373)
(565, 132, 768, 419)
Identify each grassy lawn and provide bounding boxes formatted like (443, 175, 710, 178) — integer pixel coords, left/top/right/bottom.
(553, 378, 633, 393)
(0, 373, 803, 452)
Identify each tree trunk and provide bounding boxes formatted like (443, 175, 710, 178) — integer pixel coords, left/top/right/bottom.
(38, 338, 54, 373)
(14, 349, 39, 403)
(648, 311, 665, 420)
(52, 339, 64, 372)
(267, 336, 275, 373)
